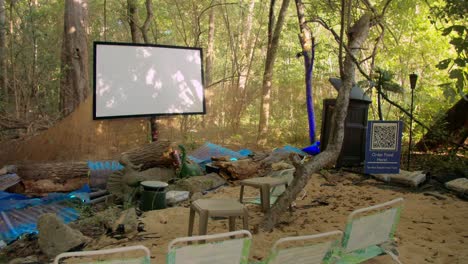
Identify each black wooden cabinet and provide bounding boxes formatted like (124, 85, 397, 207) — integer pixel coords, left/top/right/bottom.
(320, 99, 371, 167)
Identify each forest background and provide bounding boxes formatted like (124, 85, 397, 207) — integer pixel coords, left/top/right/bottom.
(0, 0, 466, 153)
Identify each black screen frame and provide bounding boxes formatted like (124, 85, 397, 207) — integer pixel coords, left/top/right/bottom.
(93, 41, 206, 120)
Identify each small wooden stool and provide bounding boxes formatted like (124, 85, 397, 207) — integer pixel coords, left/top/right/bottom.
(239, 177, 289, 212)
(188, 199, 249, 236)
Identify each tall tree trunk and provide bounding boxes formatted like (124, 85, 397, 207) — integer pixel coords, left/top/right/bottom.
(126, 0, 155, 140)
(0, 0, 6, 100)
(257, 0, 290, 145)
(27, 0, 38, 118)
(231, 0, 258, 132)
(262, 13, 373, 231)
(204, 5, 216, 126)
(127, 0, 142, 43)
(140, 0, 153, 43)
(60, 0, 89, 116)
(295, 0, 316, 144)
(9, 0, 17, 116)
(103, 0, 107, 40)
(205, 6, 215, 86)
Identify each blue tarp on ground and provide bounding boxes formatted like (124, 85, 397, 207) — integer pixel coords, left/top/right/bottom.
(0, 185, 90, 243)
(273, 145, 308, 156)
(188, 143, 250, 166)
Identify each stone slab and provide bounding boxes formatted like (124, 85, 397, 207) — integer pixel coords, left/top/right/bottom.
(445, 178, 468, 195)
(373, 170, 426, 187)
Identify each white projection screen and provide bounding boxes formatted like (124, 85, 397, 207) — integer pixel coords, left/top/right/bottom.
(93, 42, 205, 119)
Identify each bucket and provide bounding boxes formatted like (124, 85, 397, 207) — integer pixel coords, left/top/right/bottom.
(140, 181, 168, 211)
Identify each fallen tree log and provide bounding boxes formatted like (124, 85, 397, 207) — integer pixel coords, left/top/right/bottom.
(0, 165, 17, 175)
(11, 141, 176, 195)
(211, 159, 260, 180)
(16, 162, 89, 194)
(120, 140, 175, 170)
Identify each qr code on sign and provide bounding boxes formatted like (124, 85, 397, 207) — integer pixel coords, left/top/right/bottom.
(371, 123, 399, 151)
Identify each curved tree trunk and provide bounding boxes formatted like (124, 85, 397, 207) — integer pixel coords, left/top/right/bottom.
(127, 0, 142, 43)
(60, 0, 89, 116)
(262, 11, 373, 231)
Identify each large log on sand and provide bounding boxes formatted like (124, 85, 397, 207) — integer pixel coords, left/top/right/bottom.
(120, 140, 175, 170)
(13, 141, 176, 194)
(212, 159, 260, 180)
(17, 162, 89, 194)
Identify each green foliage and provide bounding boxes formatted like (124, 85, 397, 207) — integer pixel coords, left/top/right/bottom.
(429, 0, 467, 99)
(0, 0, 465, 149)
(373, 68, 405, 94)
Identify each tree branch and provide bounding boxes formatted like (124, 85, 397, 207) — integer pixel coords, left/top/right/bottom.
(206, 76, 239, 88)
(312, 17, 428, 131)
(338, 0, 346, 77)
(309, 18, 342, 43)
(195, 2, 240, 47)
(140, 0, 153, 43)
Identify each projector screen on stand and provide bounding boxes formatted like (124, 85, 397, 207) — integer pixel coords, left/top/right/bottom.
(93, 42, 205, 120)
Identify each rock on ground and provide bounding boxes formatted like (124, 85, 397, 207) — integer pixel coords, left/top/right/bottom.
(168, 173, 227, 193)
(37, 213, 90, 258)
(112, 207, 138, 235)
(445, 178, 468, 195)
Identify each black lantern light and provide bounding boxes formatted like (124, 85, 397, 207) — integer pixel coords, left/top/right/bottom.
(410, 73, 418, 90)
(407, 73, 418, 170)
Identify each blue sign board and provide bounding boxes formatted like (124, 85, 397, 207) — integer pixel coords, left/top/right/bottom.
(365, 121, 403, 174)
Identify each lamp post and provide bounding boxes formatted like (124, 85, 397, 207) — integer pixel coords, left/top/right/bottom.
(407, 73, 418, 170)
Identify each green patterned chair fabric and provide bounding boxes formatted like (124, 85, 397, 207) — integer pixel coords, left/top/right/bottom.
(53, 245, 151, 264)
(335, 198, 404, 264)
(167, 230, 252, 264)
(262, 230, 343, 264)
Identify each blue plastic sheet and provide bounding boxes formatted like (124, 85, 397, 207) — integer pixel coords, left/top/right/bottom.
(273, 145, 308, 156)
(0, 185, 90, 243)
(87, 161, 123, 171)
(189, 143, 249, 166)
(238, 149, 253, 156)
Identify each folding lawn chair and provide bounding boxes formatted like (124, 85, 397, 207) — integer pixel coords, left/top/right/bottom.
(262, 230, 343, 264)
(53, 245, 151, 264)
(335, 198, 404, 264)
(167, 230, 252, 264)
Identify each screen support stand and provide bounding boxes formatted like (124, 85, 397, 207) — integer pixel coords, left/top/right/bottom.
(150, 117, 158, 142)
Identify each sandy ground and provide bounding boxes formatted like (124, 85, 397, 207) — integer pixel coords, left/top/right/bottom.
(88, 172, 468, 264)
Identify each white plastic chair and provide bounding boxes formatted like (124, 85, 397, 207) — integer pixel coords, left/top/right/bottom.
(336, 198, 404, 264)
(264, 230, 343, 264)
(53, 245, 151, 264)
(167, 230, 252, 264)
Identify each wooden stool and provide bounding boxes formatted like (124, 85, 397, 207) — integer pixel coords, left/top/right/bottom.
(239, 177, 289, 212)
(188, 199, 249, 236)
